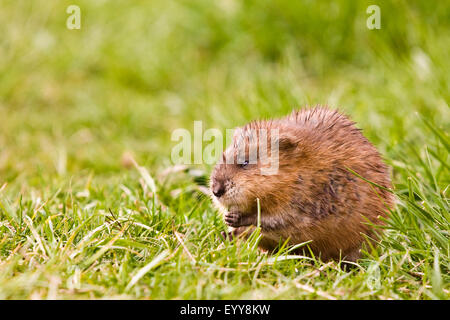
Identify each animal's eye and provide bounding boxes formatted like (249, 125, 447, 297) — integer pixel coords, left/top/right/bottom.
(240, 160, 249, 168)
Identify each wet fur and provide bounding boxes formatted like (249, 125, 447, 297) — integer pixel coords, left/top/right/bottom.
(211, 106, 394, 262)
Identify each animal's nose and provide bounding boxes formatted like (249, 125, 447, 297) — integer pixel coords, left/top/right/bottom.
(212, 181, 226, 198)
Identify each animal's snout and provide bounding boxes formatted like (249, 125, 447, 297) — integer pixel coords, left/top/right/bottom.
(212, 180, 226, 198)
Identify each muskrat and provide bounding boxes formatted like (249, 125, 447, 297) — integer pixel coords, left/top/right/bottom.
(210, 106, 394, 262)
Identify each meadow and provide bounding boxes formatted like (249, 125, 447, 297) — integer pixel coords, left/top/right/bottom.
(0, 0, 448, 299)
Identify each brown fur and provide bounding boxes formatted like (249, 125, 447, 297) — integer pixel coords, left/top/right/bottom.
(210, 106, 394, 261)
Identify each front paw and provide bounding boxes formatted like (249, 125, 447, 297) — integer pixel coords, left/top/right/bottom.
(224, 211, 242, 228)
(224, 211, 256, 228)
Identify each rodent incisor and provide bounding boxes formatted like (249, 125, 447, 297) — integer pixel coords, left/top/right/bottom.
(210, 106, 394, 262)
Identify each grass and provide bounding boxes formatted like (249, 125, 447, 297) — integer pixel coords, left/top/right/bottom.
(0, 0, 449, 299)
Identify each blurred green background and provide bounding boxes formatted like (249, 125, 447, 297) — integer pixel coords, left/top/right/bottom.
(1, 0, 448, 180)
(0, 0, 448, 299)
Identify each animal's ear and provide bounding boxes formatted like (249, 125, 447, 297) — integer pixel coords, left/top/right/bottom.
(277, 131, 298, 151)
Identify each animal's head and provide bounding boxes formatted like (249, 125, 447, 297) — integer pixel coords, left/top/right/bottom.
(210, 121, 303, 212)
